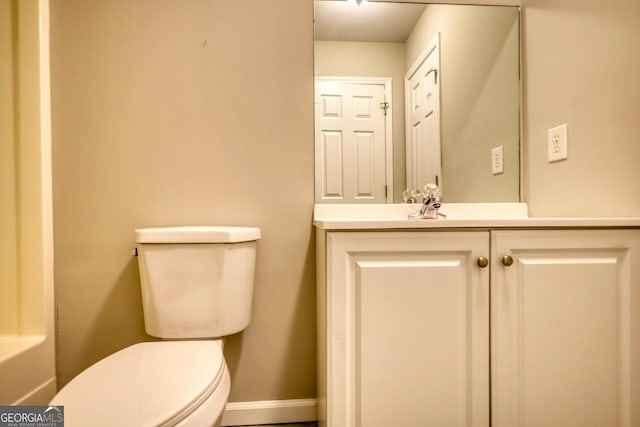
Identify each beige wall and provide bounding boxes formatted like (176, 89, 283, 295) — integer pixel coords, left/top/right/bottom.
(522, 0, 640, 216)
(406, 5, 520, 202)
(50, 0, 316, 403)
(314, 41, 406, 202)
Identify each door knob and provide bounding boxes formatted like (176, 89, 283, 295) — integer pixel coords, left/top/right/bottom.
(477, 256, 489, 268)
(502, 255, 514, 266)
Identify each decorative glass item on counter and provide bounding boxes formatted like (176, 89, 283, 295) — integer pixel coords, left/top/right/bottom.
(403, 184, 440, 204)
(402, 189, 422, 204)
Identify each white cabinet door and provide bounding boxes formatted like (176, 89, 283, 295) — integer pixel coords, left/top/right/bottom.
(491, 230, 640, 427)
(326, 231, 489, 427)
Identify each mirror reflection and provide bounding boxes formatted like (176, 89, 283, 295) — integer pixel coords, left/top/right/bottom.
(314, 1, 520, 203)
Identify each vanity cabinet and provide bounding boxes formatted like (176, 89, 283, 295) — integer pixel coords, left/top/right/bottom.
(317, 228, 640, 427)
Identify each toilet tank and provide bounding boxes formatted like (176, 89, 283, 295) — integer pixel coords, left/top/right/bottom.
(135, 226, 261, 339)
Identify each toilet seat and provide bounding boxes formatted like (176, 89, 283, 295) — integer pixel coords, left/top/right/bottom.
(51, 341, 226, 427)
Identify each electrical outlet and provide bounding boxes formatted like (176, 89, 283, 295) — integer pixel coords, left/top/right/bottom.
(548, 124, 568, 162)
(492, 146, 504, 175)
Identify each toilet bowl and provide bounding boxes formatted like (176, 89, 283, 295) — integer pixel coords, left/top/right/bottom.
(50, 226, 261, 427)
(51, 341, 230, 427)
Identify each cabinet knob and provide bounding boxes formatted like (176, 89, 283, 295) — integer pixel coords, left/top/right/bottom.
(502, 255, 514, 266)
(477, 256, 489, 268)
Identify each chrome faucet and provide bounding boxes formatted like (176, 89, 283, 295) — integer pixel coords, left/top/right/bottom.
(408, 183, 444, 219)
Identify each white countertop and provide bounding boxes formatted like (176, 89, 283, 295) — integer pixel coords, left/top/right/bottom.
(313, 203, 640, 230)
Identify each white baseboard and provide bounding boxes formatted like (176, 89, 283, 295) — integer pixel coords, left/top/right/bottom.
(220, 398, 317, 426)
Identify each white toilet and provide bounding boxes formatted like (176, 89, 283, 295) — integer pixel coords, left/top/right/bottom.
(51, 226, 261, 427)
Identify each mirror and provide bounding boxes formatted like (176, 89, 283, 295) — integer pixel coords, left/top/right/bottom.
(314, 1, 520, 203)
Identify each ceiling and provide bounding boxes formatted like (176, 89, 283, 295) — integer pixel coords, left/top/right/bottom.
(314, 1, 427, 42)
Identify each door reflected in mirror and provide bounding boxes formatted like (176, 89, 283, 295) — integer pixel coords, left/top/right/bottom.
(314, 1, 520, 204)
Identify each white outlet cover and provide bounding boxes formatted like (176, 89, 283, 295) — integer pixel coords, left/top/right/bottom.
(548, 123, 568, 162)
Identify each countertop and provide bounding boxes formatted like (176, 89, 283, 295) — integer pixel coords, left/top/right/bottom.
(313, 203, 640, 230)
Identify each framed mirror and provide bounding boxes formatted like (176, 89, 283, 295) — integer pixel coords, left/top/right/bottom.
(314, 1, 520, 203)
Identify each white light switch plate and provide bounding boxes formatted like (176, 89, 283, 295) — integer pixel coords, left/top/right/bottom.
(548, 124, 568, 162)
(492, 145, 504, 175)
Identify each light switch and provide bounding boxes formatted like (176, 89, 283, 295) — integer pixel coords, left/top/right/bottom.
(492, 146, 504, 175)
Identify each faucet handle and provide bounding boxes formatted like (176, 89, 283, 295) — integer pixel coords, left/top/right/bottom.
(423, 183, 439, 199)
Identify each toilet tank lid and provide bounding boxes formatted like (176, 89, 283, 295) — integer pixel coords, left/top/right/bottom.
(135, 226, 261, 243)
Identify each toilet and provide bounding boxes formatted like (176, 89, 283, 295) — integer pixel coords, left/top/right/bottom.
(50, 226, 261, 427)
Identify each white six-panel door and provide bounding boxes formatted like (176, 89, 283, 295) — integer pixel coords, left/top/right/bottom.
(405, 34, 442, 193)
(315, 79, 388, 203)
